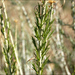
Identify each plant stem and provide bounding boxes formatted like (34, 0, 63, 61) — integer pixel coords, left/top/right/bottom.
(32, 0, 54, 75)
(1, 0, 23, 75)
(40, 51, 41, 75)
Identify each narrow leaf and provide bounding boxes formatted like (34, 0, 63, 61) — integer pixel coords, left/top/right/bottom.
(41, 56, 50, 70)
(32, 37, 38, 50)
(32, 64, 38, 73)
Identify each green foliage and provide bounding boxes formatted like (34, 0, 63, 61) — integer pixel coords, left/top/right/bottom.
(32, 1, 54, 75)
(71, 65, 75, 75)
(0, 8, 17, 75)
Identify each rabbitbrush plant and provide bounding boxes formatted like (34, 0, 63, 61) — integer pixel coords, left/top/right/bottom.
(0, 7, 17, 75)
(32, 0, 54, 75)
(0, 0, 23, 75)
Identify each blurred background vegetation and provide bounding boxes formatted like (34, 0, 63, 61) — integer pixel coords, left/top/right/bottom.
(0, 0, 75, 75)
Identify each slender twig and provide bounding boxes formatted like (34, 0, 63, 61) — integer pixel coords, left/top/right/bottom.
(1, 0, 23, 75)
(32, 0, 54, 75)
(16, 0, 32, 28)
(20, 15, 26, 75)
(0, 7, 8, 67)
